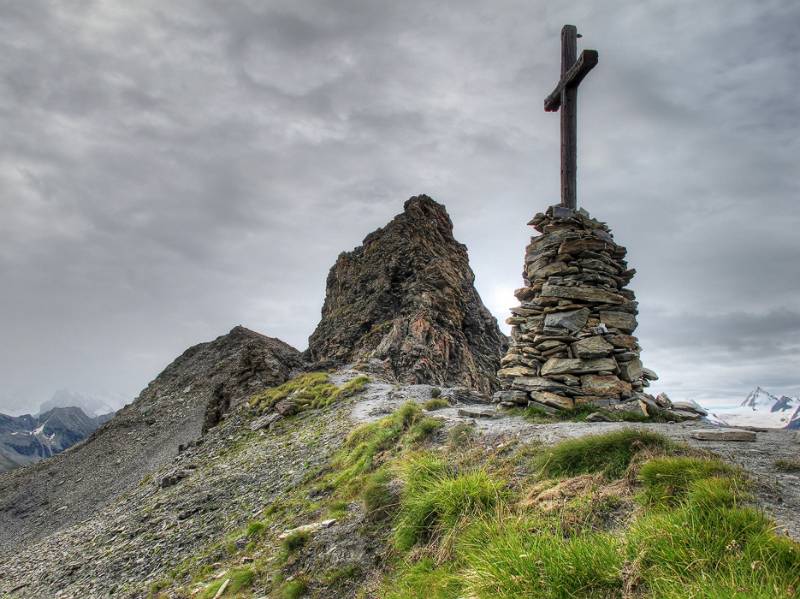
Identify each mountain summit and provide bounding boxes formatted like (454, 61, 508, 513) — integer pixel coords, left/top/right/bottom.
(308, 195, 507, 393)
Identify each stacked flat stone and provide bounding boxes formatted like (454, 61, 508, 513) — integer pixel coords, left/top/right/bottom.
(494, 205, 658, 413)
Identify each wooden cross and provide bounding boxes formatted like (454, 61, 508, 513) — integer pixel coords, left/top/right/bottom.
(544, 25, 598, 210)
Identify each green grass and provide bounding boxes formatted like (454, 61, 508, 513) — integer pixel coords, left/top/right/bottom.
(393, 454, 504, 551)
(280, 577, 308, 598)
(514, 404, 658, 424)
(249, 373, 369, 413)
(775, 457, 800, 472)
(361, 470, 395, 521)
(447, 422, 475, 447)
(627, 498, 800, 597)
(383, 558, 463, 599)
(423, 398, 450, 411)
(459, 515, 624, 599)
(246, 520, 266, 538)
(535, 429, 676, 479)
(638, 456, 740, 507)
(327, 402, 440, 490)
(199, 568, 255, 598)
(321, 563, 361, 586)
(282, 530, 309, 553)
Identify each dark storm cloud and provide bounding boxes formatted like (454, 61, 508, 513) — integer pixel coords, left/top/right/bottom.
(0, 0, 798, 413)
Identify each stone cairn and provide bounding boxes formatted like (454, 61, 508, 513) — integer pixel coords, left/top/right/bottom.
(493, 205, 661, 416)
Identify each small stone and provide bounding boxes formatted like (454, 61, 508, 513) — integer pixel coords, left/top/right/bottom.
(541, 284, 625, 305)
(571, 336, 614, 359)
(586, 412, 612, 422)
(574, 396, 616, 408)
(498, 365, 539, 378)
(541, 357, 618, 376)
(580, 374, 632, 398)
(274, 399, 298, 416)
(530, 391, 574, 411)
(606, 334, 639, 350)
(250, 413, 282, 431)
(458, 408, 501, 419)
(654, 392, 673, 408)
(618, 358, 643, 383)
(492, 390, 529, 406)
(511, 376, 573, 394)
(278, 519, 337, 540)
(671, 400, 708, 416)
(526, 400, 561, 415)
(690, 429, 757, 442)
(642, 368, 659, 381)
(543, 308, 591, 333)
(599, 311, 638, 333)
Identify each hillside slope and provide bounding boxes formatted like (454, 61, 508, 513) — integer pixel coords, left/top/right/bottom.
(0, 326, 302, 550)
(0, 372, 797, 598)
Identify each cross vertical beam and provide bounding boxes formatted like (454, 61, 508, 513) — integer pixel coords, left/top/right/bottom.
(544, 25, 598, 210)
(560, 25, 578, 210)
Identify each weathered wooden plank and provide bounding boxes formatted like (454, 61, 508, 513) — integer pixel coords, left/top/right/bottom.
(544, 49, 599, 112)
(560, 26, 578, 210)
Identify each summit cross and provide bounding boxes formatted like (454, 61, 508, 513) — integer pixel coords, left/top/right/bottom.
(544, 25, 598, 211)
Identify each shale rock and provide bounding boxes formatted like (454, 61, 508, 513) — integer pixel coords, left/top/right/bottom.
(308, 195, 507, 393)
(498, 206, 656, 414)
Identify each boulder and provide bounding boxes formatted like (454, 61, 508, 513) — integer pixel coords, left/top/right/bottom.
(541, 357, 618, 376)
(690, 429, 757, 442)
(618, 358, 643, 383)
(580, 374, 632, 398)
(599, 311, 638, 333)
(492, 390, 529, 406)
(511, 376, 573, 394)
(543, 308, 590, 333)
(530, 391, 575, 411)
(571, 336, 614, 359)
(540, 284, 625, 305)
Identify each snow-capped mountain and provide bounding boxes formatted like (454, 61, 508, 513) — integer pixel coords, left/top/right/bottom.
(0, 406, 113, 472)
(709, 387, 800, 429)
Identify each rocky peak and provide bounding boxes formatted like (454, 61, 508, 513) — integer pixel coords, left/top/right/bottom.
(307, 194, 507, 394)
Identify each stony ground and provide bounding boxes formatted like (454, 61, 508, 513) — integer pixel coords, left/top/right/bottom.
(1, 371, 798, 598)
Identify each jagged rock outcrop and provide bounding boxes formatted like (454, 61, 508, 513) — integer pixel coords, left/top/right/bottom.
(494, 206, 657, 412)
(0, 326, 302, 550)
(308, 195, 507, 394)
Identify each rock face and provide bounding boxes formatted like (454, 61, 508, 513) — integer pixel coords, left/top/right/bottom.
(0, 326, 302, 549)
(494, 205, 656, 412)
(0, 407, 112, 473)
(308, 195, 507, 394)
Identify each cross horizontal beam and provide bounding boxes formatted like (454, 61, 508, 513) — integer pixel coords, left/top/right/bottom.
(544, 49, 599, 112)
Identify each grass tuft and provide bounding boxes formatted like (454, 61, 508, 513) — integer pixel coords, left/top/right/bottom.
(423, 398, 450, 411)
(775, 457, 800, 472)
(249, 373, 369, 413)
(459, 514, 623, 599)
(394, 454, 504, 551)
(535, 429, 675, 479)
(638, 456, 740, 507)
(279, 577, 308, 599)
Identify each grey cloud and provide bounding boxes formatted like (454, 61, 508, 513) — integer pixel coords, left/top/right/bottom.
(0, 0, 798, 414)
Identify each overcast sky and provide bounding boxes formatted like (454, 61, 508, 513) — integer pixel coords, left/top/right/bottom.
(1, 0, 798, 414)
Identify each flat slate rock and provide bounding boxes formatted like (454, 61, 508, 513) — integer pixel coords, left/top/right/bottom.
(457, 408, 501, 420)
(690, 428, 757, 442)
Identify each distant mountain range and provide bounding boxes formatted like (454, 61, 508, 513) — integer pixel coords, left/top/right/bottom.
(0, 406, 113, 472)
(709, 387, 800, 429)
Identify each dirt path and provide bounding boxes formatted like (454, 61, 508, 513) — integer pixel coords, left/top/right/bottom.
(350, 377, 800, 540)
